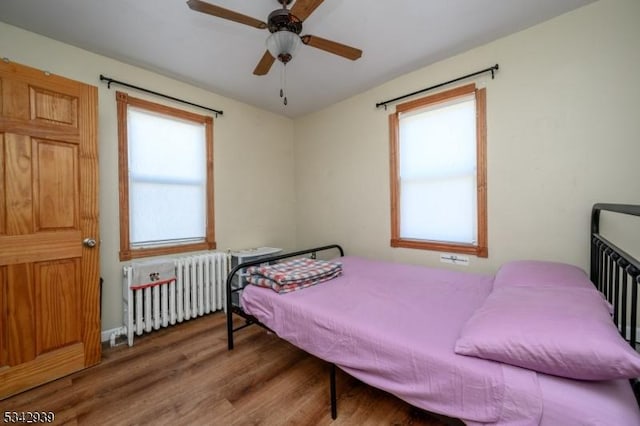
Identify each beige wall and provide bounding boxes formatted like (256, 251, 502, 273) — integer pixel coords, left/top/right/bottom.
(293, 0, 640, 274)
(0, 23, 298, 331)
(2, 0, 639, 335)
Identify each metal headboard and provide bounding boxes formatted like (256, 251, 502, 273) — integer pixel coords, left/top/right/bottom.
(590, 203, 640, 403)
(590, 203, 640, 347)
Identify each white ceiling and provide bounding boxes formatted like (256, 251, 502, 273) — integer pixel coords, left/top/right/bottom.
(0, 0, 595, 118)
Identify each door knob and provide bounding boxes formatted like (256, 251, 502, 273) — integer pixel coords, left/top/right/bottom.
(83, 238, 97, 248)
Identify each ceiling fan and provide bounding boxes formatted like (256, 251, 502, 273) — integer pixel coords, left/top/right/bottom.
(186, 0, 363, 76)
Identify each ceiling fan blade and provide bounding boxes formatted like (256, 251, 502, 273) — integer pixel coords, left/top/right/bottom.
(187, 0, 267, 29)
(301, 35, 362, 60)
(253, 51, 276, 75)
(290, 0, 324, 22)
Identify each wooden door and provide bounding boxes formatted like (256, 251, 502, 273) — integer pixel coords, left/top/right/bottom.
(0, 60, 100, 399)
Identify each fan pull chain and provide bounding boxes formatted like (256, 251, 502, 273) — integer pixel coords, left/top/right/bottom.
(280, 64, 284, 99)
(283, 64, 288, 106)
(279, 63, 288, 106)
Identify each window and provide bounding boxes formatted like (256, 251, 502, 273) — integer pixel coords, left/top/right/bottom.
(389, 83, 487, 257)
(117, 92, 215, 260)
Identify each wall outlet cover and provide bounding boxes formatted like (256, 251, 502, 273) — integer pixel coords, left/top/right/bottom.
(440, 254, 469, 266)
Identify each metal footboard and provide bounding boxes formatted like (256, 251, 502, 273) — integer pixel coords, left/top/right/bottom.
(225, 244, 344, 350)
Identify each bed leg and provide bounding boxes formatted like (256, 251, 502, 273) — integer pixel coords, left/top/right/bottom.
(330, 363, 337, 419)
(227, 307, 234, 350)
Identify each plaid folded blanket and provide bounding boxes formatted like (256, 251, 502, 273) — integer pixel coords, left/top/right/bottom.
(246, 258, 342, 293)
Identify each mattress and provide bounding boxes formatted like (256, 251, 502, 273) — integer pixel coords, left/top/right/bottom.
(536, 374, 640, 426)
(241, 256, 640, 425)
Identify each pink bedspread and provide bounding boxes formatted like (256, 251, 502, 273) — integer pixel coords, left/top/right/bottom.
(242, 256, 640, 425)
(242, 256, 540, 424)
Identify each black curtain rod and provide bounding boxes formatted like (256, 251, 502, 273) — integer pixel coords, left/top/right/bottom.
(99, 74, 223, 117)
(375, 64, 499, 110)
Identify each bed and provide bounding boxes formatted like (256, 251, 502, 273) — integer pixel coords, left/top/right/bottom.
(225, 203, 640, 425)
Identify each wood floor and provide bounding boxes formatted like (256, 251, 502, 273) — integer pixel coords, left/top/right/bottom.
(2, 313, 455, 425)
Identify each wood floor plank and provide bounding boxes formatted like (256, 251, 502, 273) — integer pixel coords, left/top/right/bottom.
(1, 313, 453, 425)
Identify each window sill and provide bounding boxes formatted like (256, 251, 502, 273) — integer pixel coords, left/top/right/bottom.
(390, 238, 488, 258)
(120, 241, 216, 261)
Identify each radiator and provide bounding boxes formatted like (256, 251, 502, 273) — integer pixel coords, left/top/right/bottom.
(122, 252, 229, 346)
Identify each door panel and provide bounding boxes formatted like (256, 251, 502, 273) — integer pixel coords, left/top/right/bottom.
(35, 259, 81, 353)
(1, 78, 29, 119)
(5, 133, 32, 235)
(0, 60, 100, 399)
(29, 86, 78, 128)
(6, 263, 34, 365)
(34, 139, 78, 231)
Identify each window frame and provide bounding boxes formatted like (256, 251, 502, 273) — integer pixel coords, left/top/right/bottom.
(389, 83, 487, 257)
(117, 91, 215, 261)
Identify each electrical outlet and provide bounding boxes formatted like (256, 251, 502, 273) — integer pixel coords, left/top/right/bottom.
(440, 254, 469, 266)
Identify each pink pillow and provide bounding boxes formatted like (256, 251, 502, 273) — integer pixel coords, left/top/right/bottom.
(493, 260, 590, 290)
(454, 286, 640, 380)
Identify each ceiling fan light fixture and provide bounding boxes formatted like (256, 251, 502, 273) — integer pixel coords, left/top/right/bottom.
(266, 30, 301, 64)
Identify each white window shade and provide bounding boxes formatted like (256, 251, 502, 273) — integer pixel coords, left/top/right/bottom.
(128, 107, 207, 247)
(398, 95, 477, 244)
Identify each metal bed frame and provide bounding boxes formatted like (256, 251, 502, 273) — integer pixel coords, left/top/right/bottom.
(225, 203, 640, 419)
(225, 243, 345, 418)
(590, 203, 640, 402)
